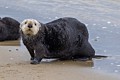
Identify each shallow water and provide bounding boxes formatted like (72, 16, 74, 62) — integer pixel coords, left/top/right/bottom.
(0, 0, 120, 75)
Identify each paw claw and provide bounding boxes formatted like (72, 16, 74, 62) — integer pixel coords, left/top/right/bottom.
(30, 57, 34, 60)
(30, 58, 41, 64)
(30, 60, 40, 64)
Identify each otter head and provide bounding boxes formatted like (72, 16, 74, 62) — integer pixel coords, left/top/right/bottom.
(20, 19, 41, 36)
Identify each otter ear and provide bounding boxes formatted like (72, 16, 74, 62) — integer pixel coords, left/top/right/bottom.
(19, 23, 24, 34)
(19, 22, 23, 30)
(39, 22, 44, 27)
(37, 22, 45, 31)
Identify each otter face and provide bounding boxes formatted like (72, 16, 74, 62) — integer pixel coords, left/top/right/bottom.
(20, 19, 41, 36)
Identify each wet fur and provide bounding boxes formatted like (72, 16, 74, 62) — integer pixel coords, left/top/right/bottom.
(21, 17, 95, 64)
(0, 17, 20, 41)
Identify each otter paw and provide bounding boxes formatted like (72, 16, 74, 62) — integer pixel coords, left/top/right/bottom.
(30, 57, 34, 60)
(30, 58, 41, 64)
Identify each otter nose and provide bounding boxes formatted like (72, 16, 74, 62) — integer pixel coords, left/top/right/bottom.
(28, 24, 33, 28)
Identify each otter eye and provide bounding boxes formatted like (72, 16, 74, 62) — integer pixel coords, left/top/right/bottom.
(34, 23, 37, 26)
(24, 21, 27, 24)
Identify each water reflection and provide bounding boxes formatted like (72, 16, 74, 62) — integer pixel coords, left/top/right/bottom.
(0, 39, 120, 74)
(41, 59, 94, 67)
(0, 40, 20, 46)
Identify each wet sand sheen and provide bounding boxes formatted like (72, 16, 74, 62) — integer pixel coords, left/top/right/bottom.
(0, 41, 120, 80)
(0, 40, 20, 46)
(0, 60, 120, 80)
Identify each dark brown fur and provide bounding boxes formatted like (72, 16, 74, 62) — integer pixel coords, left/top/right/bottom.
(21, 17, 95, 64)
(0, 17, 20, 41)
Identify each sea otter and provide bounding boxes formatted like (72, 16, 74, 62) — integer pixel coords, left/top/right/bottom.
(0, 17, 20, 41)
(20, 17, 95, 64)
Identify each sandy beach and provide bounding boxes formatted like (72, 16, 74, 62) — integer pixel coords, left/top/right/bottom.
(0, 40, 119, 80)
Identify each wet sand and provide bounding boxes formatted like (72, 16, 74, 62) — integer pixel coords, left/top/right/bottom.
(0, 40, 20, 46)
(0, 41, 120, 80)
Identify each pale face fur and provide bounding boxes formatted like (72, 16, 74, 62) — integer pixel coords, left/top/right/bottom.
(20, 19, 41, 36)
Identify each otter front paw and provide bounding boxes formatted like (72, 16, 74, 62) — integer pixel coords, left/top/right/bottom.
(30, 57, 34, 61)
(30, 58, 42, 64)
